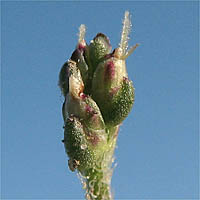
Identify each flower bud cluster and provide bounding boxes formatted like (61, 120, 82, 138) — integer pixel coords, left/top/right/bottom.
(59, 11, 138, 199)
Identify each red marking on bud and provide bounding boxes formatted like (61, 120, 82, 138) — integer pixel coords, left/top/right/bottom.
(78, 83, 84, 96)
(104, 61, 115, 80)
(90, 113, 100, 126)
(85, 105, 93, 113)
(123, 77, 128, 82)
(86, 132, 100, 146)
(110, 87, 120, 97)
(80, 93, 87, 99)
(85, 104, 98, 116)
(78, 43, 85, 51)
(91, 113, 98, 120)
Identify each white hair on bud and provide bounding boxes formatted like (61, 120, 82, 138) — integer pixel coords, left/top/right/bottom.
(118, 11, 139, 60)
(119, 11, 132, 57)
(78, 24, 86, 44)
(122, 43, 140, 60)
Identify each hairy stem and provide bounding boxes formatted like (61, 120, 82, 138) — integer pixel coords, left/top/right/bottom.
(82, 126, 119, 200)
(85, 169, 112, 200)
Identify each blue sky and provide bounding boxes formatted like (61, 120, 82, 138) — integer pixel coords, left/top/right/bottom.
(1, 1, 199, 199)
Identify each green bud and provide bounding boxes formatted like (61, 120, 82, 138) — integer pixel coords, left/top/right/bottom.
(65, 60, 105, 130)
(85, 33, 112, 73)
(100, 77, 135, 126)
(91, 49, 135, 126)
(63, 116, 95, 172)
(92, 51, 127, 92)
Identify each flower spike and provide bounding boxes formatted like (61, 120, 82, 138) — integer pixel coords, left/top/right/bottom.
(59, 11, 138, 200)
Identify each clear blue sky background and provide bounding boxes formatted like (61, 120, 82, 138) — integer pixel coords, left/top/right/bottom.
(1, 1, 199, 199)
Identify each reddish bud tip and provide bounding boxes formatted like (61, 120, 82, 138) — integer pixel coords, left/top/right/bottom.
(78, 43, 86, 51)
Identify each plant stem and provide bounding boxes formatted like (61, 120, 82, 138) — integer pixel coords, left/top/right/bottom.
(82, 126, 119, 200)
(85, 168, 112, 200)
